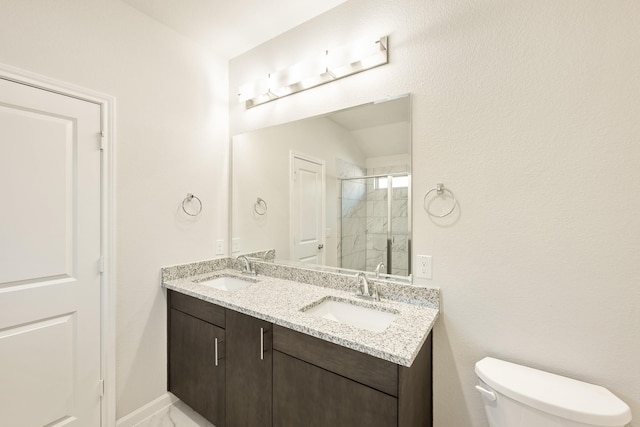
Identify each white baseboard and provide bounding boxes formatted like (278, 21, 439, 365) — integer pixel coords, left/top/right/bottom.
(116, 392, 179, 427)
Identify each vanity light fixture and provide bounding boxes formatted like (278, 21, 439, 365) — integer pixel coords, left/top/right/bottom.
(238, 36, 388, 108)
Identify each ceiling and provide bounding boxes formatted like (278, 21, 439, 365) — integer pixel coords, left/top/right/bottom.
(327, 96, 410, 159)
(327, 97, 410, 132)
(120, 0, 348, 59)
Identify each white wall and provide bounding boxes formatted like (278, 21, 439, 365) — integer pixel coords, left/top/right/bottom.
(230, 0, 640, 426)
(232, 116, 365, 265)
(0, 0, 228, 418)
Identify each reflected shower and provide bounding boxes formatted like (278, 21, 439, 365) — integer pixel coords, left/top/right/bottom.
(339, 173, 411, 276)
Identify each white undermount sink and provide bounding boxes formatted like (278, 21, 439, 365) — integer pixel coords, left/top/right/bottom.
(195, 275, 255, 291)
(302, 297, 398, 333)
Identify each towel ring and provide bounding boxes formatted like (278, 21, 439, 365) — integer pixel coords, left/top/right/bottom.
(182, 193, 203, 216)
(423, 183, 456, 218)
(254, 197, 267, 215)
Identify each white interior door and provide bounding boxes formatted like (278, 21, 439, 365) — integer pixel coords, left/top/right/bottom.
(291, 154, 325, 265)
(0, 78, 102, 426)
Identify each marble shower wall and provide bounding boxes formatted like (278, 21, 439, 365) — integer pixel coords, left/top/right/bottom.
(337, 159, 410, 276)
(366, 165, 409, 276)
(337, 159, 367, 271)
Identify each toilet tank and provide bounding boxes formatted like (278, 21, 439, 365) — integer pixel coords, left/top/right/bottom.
(475, 357, 631, 427)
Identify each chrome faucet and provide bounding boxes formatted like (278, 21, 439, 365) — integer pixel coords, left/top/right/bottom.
(237, 255, 256, 276)
(354, 272, 379, 301)
(375, 262, 386, 279)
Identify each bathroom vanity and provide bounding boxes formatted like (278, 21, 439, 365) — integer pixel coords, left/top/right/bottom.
(163, 260, 438, 427)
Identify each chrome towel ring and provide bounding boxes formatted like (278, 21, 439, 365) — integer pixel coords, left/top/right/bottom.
(423, 183, 456, 218)
(182, 193, 203, 216)
(254, 197, 267, 215)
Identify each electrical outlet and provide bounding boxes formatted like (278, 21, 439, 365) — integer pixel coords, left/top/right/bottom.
(232, 238, 240, 253)
(215, 239, 224, 255)
(416, 255, 432, 279)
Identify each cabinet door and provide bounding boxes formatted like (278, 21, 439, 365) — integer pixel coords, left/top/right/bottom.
(169, 308, 226, 427)
(226, 309, 272, 427)
(273, 351, 397, 427)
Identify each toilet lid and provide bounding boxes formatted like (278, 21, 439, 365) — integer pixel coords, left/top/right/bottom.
(475, 357, 631, 427)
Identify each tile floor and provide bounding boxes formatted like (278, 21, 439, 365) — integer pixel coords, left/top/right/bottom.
(134, 401, 214, 427)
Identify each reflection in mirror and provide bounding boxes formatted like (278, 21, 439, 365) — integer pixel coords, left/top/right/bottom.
(231, 94, 411, 278)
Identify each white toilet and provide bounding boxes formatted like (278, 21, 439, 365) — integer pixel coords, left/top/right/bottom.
(475, 357, 632, 427)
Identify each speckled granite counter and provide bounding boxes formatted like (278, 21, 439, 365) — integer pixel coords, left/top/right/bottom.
(162, 262, 439, 367)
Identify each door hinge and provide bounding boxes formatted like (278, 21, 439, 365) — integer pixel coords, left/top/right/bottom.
(99, 379, 105, 398)
(99, 131, 105, 151)
(98, 256, 104, 274)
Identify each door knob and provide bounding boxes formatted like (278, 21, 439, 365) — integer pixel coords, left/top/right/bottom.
(318, 244, 324, 250)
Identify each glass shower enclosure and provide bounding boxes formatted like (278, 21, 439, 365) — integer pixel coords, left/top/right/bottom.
(339, 173, 411, 277)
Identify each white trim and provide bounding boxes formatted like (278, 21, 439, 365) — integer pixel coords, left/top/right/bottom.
(115, 393, 179, 427)
(0, 63, 117, 427)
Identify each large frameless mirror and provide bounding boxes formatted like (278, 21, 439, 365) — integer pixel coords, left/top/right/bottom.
(231, 94, 411, 279)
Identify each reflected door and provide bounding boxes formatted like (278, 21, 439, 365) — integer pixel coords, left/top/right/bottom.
(291, 154, 325, 265)
(0, 78, 102, 426)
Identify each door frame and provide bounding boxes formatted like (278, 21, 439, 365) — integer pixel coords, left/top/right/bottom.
(0, 63, 116, 427)
(289, 151, 326, 265)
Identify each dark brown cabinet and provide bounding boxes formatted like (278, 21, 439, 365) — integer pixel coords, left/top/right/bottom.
(226, 309, 272, 426)
(272, 325, 433, 427)
(168, 290, 272, 427)
(168, 289, 432, 427)
(273, 351, 397, 427)
(168, 291, 226, 426)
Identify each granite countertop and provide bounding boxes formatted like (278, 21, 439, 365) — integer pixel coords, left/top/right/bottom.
(162, 269, 439, 367)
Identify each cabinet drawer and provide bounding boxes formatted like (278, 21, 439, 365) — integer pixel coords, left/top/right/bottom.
(273, 325, 397, 396)
(169, 290, 225, 328)
(274, 351, 397, 427)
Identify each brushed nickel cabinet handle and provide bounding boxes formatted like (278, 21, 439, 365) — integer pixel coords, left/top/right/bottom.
(214, 338, 219, 367)
(260, 328, 264, 360)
